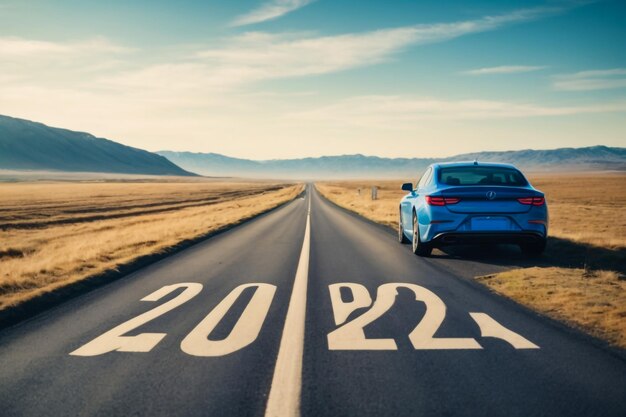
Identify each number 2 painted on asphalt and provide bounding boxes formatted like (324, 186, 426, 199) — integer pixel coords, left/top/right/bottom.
(71, 283, 203, 356)
(327, 282, 538, 350)
(328, 283, 481, 350)
(70, 283, 276, 357)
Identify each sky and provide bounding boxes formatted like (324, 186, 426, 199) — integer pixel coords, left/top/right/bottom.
(0, 0, 625, 159)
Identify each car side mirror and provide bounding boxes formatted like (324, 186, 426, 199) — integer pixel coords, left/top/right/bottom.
(401, 182, 413, 192)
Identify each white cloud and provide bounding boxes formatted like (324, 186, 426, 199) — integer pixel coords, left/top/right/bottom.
(463, 65, 547, 75)
(0, 36, 132, 57)
(553, 68, 626, 91)
(231, 0, 316, 27)
(3, 4, 615, 158)
(0, 36, 133, 92)
(194, 27, 420, 80)
(288, 95, 626, 128)
(106, 6, 564, 92)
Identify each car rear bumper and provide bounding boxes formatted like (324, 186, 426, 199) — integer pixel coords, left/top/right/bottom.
(430, 231, 545, 247)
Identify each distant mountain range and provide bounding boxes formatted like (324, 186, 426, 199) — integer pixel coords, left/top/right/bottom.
(158, 146, 626, 178)
(0, 115, 195, 176)
(1, 114, 624, 179)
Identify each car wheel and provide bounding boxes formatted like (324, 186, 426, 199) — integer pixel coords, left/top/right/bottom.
(520, 239, 546, 256)
(412, 211, 432, 256)
(398, 208, 410, 244)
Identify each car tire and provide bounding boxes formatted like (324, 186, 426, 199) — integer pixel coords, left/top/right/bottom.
(520, 239, 546, 256)
(398, 208, 410, 244)
(412, 211, 432, 256)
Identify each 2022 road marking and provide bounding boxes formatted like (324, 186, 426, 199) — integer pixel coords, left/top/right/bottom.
(70, 281, 537, 357)
(328, 283, 481, 350)
(328, 282, 538, 350)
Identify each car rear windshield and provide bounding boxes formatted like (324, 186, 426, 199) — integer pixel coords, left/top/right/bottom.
(438, 166, 528, 186)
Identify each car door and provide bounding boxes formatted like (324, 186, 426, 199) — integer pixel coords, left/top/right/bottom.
(402, 167, 430, 234)
(400, 193, 413, 234)
(415, 167, 435, 234)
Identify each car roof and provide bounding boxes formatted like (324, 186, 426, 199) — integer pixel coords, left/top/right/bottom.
(431, 161, 520, 170)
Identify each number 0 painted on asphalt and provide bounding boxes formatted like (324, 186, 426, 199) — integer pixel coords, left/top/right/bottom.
(181, 283, 276, 356)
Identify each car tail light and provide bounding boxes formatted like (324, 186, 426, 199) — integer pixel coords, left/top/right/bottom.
(426, 196, 445, 206)
(426, 196, 460, 206)
(518, 197, 545, 206)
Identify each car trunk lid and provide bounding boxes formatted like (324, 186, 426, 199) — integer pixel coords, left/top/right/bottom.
(438, 186, 542, 214)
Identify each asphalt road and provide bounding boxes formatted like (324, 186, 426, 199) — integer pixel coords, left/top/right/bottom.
(0, 185, 624, 417)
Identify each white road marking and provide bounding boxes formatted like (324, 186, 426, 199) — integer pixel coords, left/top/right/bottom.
(328, 283, 482, 350)
(70, 283, 203, 356)
(181, 283, 276, 357)
(470, 312, 540, 349)
(328, 283, 372, 326)
(264, 192, 311, 417)
(404, 284, 482, 350)
(328, 283, 398, 350)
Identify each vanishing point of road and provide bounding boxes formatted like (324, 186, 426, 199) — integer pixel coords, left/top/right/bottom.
(0, 185, 624, 417)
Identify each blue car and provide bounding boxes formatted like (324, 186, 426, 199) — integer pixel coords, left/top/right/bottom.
(399, 161, 548, 256)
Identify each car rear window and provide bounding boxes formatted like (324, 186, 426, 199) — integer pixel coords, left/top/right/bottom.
(438, 166, 528, 186)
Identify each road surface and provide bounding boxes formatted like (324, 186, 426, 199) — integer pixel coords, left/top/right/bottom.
(0, 185, 624, 417)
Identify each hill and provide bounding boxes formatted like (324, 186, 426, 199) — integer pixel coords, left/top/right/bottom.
(158, 146, 626, 179)
(0, 115, 195, 176)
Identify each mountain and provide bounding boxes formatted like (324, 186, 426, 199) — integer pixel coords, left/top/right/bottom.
(2, 113, 621, 179)
(452, 146, 626, 171)
(158, 146, 626, 179)
(0, 115, 195, 176)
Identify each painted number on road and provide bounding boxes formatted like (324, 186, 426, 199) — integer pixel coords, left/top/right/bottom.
(328, 282, 538, 350)
(181, 284, 276, 357)
(70, 283, 203, 356)
(70, 283, 276, 357)
(70, 281, 538, 357)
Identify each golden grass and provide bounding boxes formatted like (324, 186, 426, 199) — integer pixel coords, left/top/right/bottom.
(477, 268, 626, 348)
(530, 174, 626, 249)
(316, 173, 626, 348)
(0, 180, 302, 310)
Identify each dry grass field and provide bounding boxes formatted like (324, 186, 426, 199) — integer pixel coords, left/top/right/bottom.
(316, 173, 626, 348)
(476, 268, 625, 348)
(0, 180, 302, 310)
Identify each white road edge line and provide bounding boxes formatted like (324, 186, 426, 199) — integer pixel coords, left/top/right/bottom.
(264, 189, 311, 417)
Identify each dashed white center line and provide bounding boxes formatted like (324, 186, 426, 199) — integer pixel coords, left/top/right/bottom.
(264, 191, 311, 417)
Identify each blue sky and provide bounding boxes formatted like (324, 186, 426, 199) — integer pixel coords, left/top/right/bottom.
(0, 0, 624, 158)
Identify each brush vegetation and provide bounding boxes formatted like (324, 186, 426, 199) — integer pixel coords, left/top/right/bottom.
(0, 180, 302, 310)
(316, 173, 626, 348)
